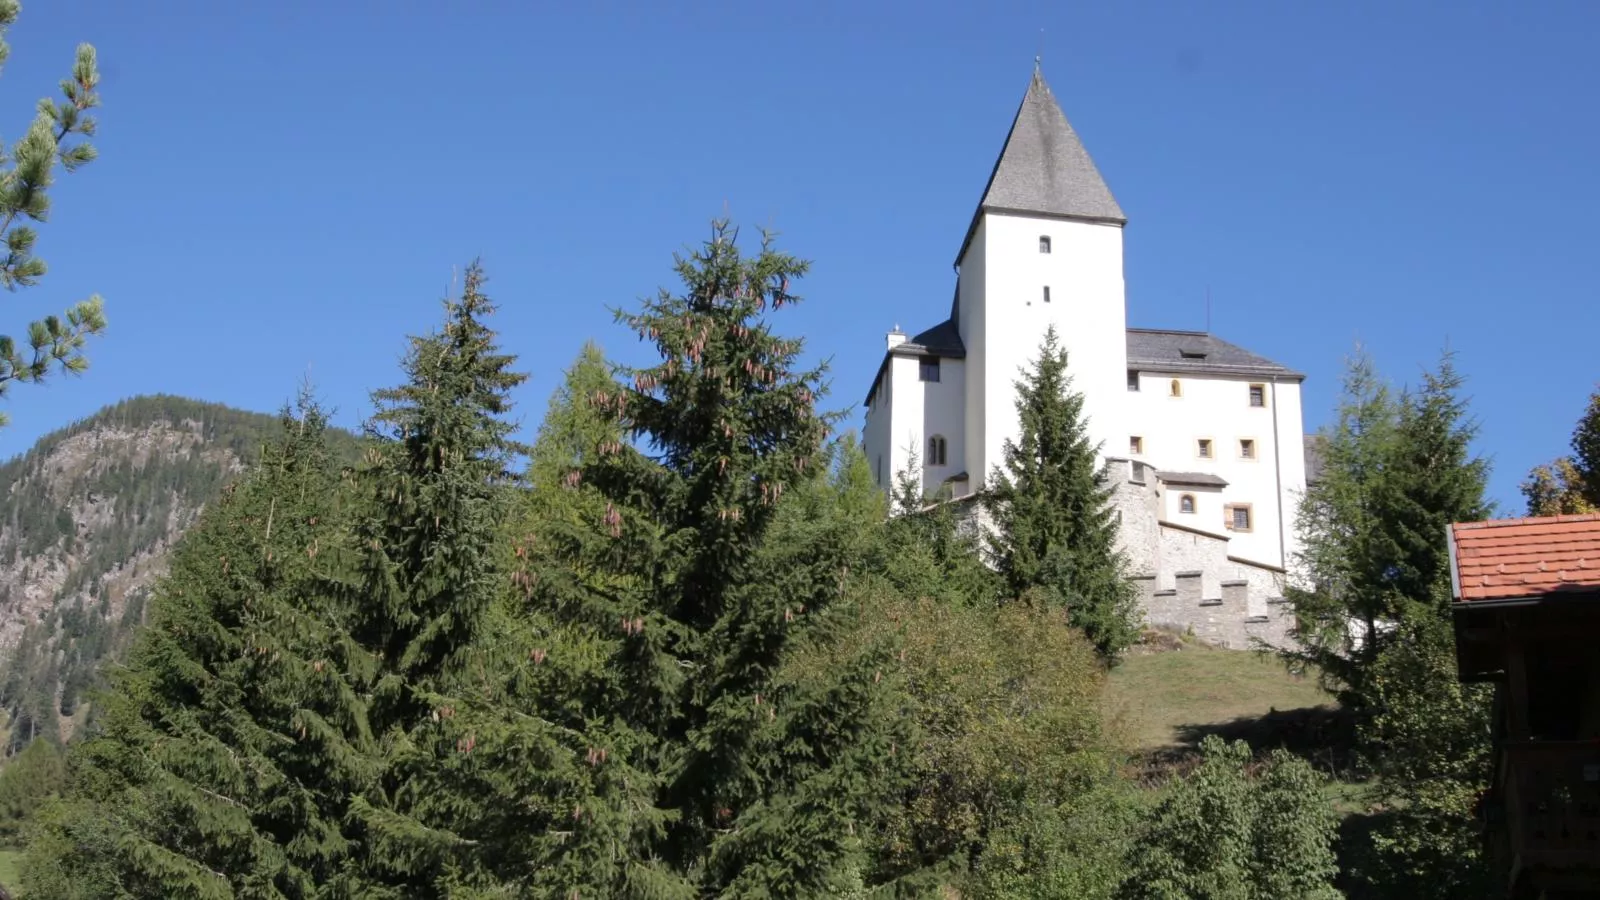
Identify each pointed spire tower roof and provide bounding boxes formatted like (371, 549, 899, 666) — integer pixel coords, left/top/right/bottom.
(956, 65, 1124, 264)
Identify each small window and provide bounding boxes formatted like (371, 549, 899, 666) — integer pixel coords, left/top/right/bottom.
(1180, 494, 1196, 514)
(876, 455, 883, 485)
(1170, 379, 1182, 397)
(928, 435, 947, 467)
(919, 356, 940, 383)
(1129, 436, 1143, 455)
(1127, 370, 1140, 391)
(1197, 438, 1213, 459)
(1042, 285, 1051, 304)
(1249, 384, 1266, 407)
(1039, 235, 1051, 254)
(1239, 438, 1256, 459)
(1227, 505, 1253, 532)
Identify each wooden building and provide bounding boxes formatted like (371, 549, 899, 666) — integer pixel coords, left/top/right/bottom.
(1450, 514, 1600, 899)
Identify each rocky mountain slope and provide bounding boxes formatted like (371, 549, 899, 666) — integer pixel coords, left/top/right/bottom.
(0, 395, 355, 753)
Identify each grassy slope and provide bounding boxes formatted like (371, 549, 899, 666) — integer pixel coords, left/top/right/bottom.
(1103, 639, 1335, 750)
(0, 847, 19, 891)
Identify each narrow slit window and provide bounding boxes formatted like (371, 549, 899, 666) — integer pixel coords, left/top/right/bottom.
(1042, 285, 1051, 304)
(1039, 235, 1052, 254)
(928, 435, 947, 467)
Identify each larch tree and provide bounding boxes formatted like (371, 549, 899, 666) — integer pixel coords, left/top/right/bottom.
(1285, 348, 1493, 897)
(1286, 349, 1489, 706)
(22, 393, 369, 899)
(1522, 385, 1600, 515)
(983, 325, 1139, 664)
(0, 1, 105, 426)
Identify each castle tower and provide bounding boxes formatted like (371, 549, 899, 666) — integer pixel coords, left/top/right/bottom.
(954, 67, 1129, 489)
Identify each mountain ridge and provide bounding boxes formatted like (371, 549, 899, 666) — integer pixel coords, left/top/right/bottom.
(0, 394, 359, 752)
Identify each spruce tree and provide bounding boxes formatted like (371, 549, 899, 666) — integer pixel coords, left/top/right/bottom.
(22, 393, 368, 899)
(983, 326, 1139, 664)
(529, 220, 906, 895)
(329, 261, 534, 894)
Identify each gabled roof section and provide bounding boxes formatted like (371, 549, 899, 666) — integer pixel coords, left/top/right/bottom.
(1449, 514, 1600, 603)
(1127, 329, 1305, 381)
(1157, 471, 1228, 488)
(956, 67, 1124, 267)
(903, 319, 965, 358)
(862, 317, 967, 406)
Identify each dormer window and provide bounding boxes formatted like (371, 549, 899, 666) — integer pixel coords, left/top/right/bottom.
(1039, 235, 1051, 254)
(919, 356, 940, 383)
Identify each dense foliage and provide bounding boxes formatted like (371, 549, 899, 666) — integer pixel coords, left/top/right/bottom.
(1126, 735, 1340, 900)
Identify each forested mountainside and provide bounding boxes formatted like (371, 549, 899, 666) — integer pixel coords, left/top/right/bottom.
(0, 395, 358, 754)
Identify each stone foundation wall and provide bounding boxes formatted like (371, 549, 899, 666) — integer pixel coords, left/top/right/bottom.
(937, 465, 1299, 651)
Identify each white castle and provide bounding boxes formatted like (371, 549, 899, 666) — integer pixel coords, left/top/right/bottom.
(861, 67, 1310, 649)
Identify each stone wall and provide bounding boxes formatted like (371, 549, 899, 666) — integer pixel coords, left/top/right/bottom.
(938, 461, 1299, 651)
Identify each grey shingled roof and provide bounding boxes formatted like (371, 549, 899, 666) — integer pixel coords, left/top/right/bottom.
(979, 69, 1125, 223)
(1127, 329, 1304, 380)
(862, 317, 967, 406)
(1156, 471, 1229, 488)
(903, 319, 965, 357)
(955, 68, 1125, 266)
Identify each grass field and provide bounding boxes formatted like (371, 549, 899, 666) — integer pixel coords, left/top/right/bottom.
(1103, 638, 1336, 750)
(0, 847, 22, 892)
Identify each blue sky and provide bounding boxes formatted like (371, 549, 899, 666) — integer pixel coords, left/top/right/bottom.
(3, 0, 1597, 511)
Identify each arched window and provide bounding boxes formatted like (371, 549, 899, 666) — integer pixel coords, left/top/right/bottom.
(1039, 235, 1052, 254)
(1179, 494, 1196, 515)
(928, 434, 947, 467)
(1170, 378, 1182, 397)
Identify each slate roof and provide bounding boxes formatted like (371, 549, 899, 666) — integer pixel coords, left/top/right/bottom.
(862, 318, 967, 406)
(956, 67, 1124, 265)
(1127, 329, 1304, 380)
(1156, 471, 1228, 488)
(865, 323, 1302, 405)
(1449, 515, 1600, 603)
(900, 319, 966, 357)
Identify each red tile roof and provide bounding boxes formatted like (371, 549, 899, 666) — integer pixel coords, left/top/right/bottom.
(1450, 514, 1600, 602)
